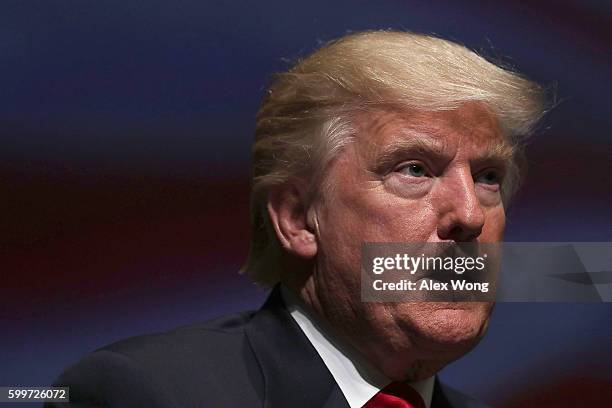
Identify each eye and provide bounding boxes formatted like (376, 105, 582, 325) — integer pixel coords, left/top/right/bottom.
(475, 170, 501, 185)
(397, 162, 428, 178)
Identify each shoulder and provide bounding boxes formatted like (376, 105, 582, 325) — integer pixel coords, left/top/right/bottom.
(48, 311, 263, 407)
(102, 311, 255, 365)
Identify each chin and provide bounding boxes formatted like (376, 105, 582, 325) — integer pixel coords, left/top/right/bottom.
(349, 302, 493, 381)
(396, 302, 492, 352)
(372, 308, 490, 382)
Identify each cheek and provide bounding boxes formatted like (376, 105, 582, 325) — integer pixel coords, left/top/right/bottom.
(481, 206, 506, 241)
(379, 199, 439, 241)
(330, 190, 439, 243)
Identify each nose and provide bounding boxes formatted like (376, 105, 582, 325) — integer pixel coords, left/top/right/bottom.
(436, 170, 485, 242)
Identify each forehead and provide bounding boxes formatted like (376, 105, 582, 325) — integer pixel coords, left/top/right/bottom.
(354, 102, 506, 153)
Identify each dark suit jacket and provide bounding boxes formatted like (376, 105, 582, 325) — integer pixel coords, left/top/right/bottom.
(47, 286, 491, 407)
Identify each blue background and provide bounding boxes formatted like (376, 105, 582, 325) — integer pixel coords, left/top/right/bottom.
(2, 1, 611, 406)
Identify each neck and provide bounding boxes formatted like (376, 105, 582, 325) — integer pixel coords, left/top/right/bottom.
(282, 276, 444, 381)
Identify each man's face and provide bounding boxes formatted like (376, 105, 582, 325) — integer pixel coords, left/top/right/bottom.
(312, 102, 509, 380)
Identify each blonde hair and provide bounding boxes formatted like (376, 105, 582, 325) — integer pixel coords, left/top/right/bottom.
(242, 30, 548, 285)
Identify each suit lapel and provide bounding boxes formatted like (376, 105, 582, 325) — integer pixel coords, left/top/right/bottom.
(321, 385, 353, 408)
(431, 378, 455, 408)
(245, 286, 350, 408)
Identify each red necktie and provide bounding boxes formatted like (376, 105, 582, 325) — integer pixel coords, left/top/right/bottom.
(363, 382, 426, 408)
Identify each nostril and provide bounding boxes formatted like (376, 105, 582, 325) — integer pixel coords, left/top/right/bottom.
(450, 226, 462, 237)
(446, 225, 481, 242)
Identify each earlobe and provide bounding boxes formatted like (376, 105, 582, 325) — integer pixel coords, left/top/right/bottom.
(267, 186, 318, 259)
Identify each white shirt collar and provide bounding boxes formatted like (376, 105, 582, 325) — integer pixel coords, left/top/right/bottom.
(281, 285, 434, 408)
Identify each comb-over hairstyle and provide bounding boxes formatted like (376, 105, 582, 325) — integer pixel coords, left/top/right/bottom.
(242, 30, 548, 285)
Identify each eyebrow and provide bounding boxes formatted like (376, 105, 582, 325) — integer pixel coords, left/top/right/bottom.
(370, 136, 449, 172)
(471, 141, 516, 168)
(368, 132, 515, 174)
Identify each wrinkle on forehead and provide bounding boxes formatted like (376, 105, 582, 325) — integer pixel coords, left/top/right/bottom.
(352, 102, 512, 165)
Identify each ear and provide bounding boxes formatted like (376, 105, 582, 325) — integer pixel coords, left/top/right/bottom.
(267, 185, 318, 259)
